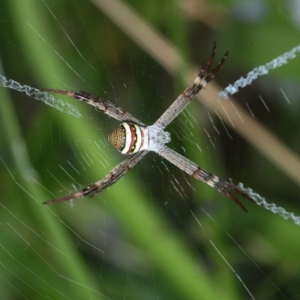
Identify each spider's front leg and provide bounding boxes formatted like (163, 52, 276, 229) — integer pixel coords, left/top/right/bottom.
(158, 146, 254, 212)
(155, 42, 228, 129)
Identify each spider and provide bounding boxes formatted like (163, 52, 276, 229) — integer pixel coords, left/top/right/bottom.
(43, 43, 254, 212)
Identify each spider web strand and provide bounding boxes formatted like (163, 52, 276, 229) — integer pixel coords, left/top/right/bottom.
(0, 74, 81, 118)
(238, 183, 300, 226)
(219, 44, 300, 99)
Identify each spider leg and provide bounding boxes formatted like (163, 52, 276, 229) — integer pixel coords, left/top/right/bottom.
(198, 41, 216, 77)
(41, 89, 145, 126)
(216, 178, 255, 211)
(43, 151, 148, 205)
(155, 42, 228, 128)
(158, 146, 254, 212)
(203, 47, 228, 83)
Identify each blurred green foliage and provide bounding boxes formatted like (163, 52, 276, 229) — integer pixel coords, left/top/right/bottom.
(0, 0, 300, 299)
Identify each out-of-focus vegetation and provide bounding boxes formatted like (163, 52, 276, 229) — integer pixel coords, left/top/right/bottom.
(0, 0, 300, 299)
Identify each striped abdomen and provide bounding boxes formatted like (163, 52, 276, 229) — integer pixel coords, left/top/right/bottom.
(108, 122, 148, 155)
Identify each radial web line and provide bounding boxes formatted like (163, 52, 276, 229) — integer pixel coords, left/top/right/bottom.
(0, 74, 81, 118)
(209, 240, 255, 300)
(219, 44, 300, 99)
(238, 183, 300, 226)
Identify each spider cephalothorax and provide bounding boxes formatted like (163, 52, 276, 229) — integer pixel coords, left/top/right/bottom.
(42, 43, 254, 211)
